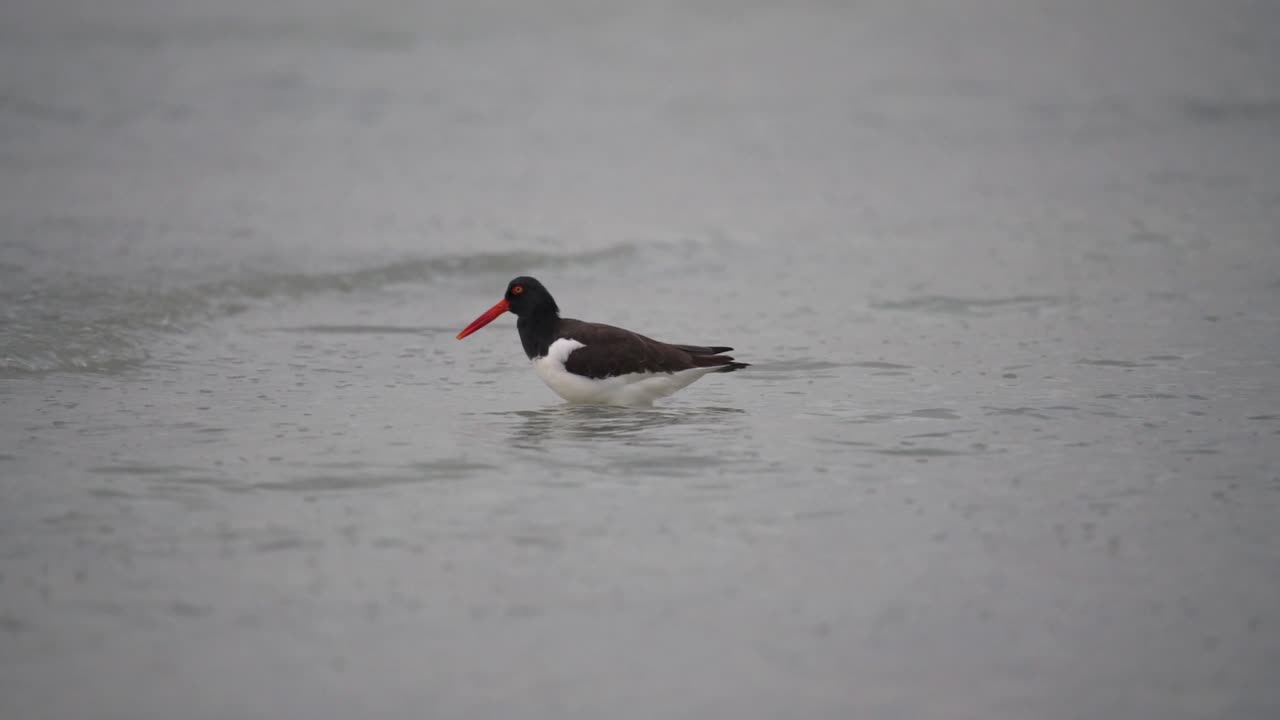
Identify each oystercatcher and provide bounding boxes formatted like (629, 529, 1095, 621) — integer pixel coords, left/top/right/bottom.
(456, 277, 748, 406)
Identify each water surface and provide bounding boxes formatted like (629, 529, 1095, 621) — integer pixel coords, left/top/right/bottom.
(2, 1, 1279, 718)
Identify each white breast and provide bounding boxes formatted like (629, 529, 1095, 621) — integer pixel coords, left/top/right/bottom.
(531, 337, 720, 406)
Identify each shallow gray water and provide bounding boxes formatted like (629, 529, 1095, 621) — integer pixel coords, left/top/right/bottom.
(2, 1, 1280, 718)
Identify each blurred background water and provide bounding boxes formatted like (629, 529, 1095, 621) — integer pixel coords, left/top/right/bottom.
(2, 1, 1279, 718)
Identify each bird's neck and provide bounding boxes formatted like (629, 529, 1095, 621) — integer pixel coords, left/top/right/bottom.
(517, 310, 560, 359)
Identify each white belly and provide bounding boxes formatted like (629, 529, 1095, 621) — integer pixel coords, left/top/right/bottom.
(531, 338, 719, 406)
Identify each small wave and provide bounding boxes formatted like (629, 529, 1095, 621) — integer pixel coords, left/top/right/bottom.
(1179, 97, 1280, 126)
(209, 244, 637, 300)
(874, 447, 973, 458)
(1076, 358, 1156, 368)
(871, 294, 1064, 316)
(273, 324, 456, 335)
(0, 244, 637, 377)
(0, 320, 152, 377)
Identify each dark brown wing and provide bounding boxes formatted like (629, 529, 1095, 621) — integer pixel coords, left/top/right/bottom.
(673, 344, 733, 355)
(559, 319, 741, 379)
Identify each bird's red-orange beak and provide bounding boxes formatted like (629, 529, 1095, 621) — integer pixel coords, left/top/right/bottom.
(456, 298, 510, 340)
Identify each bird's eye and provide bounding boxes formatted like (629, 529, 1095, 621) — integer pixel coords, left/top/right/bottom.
(511, 285, 524, 295)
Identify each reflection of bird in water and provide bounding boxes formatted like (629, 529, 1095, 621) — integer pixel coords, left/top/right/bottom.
(502, 405, 747, 450)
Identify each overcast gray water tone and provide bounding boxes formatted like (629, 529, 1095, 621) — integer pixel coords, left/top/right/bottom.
(2, 1, 1279, 718)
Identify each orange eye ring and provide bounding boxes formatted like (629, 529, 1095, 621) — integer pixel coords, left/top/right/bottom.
(511, 285, 524, 295)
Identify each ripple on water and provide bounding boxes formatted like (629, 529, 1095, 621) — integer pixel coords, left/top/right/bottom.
(843, 408, 962, 424)
(252, 459, 498, 492)
(272, 325, 457, 336)
(983, 407, 1054, 420)
(1077, 359, 1157, 368)
(91, 464, 203, 476)
(871, 295, 1064, 316)
(0, 244, 640, 377)
(89, 464, 250, 501)
(747, 359, 914, 376)
(907, 408, 962, 420)
(874, 447, 975, 458)
(607, 454, 726, 478)
(492, 405, 746, 448)
(904, 429, 977, 439)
